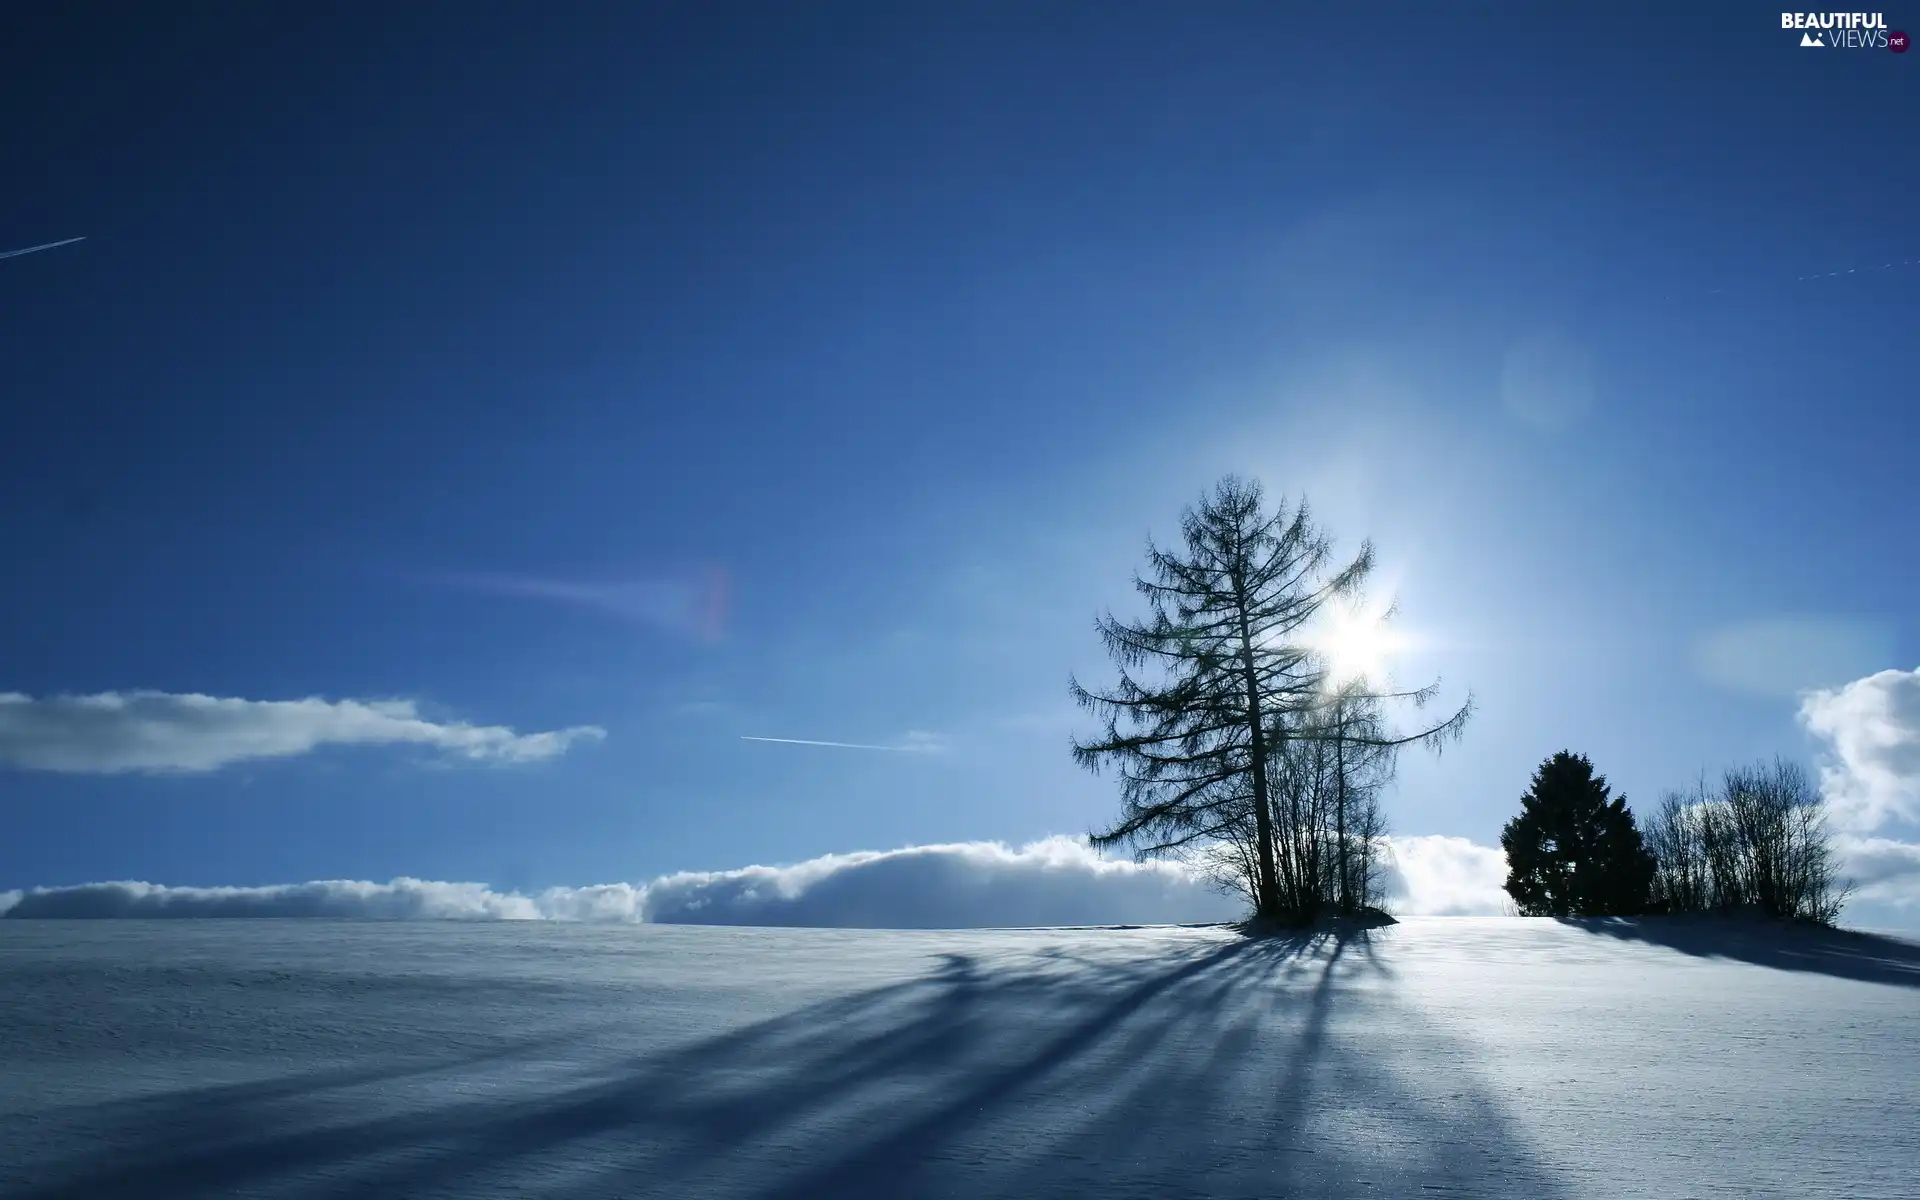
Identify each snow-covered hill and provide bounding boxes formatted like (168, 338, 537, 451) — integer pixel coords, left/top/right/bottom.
(2, 917, 1914, 1199)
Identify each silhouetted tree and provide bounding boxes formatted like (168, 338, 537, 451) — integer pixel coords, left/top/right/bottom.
(1501, 751, 1655, 917)
(1073, 476, 1470, 924)
(1645, 759, 1848, 924)
(1203, 690, 1398, 916)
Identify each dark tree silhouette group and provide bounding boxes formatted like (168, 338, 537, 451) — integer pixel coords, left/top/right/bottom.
(1076, 477, 1849, 932)
(1502, 751, 1848, 924)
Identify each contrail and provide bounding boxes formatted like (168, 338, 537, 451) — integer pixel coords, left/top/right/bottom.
(1657, 256, 1917, 301)
(0, 236, 85, 261)
(1794, 259, 1916, 281)
(741, 736, 917, 752)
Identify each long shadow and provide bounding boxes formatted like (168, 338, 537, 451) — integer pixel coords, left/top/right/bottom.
(743, 936, 1285, 1200)
(1561, 916, 1920, 989)
(27, 1025, 614, 1125)
(0, 940, 1241, 1200)
(6, 929, 1568, 1200)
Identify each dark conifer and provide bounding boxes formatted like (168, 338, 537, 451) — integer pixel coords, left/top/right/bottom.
(1501, 751, 1655, 917)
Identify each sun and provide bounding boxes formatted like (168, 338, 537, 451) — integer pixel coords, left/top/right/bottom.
(1312, 600, 1407, 688)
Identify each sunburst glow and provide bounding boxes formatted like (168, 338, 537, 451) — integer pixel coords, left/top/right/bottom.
(1312, 600, 1409, 687)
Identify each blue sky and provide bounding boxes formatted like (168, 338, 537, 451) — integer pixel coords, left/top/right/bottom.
(3, 3, 1916, 925)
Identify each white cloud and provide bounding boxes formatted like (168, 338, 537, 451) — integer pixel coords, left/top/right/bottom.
(0, 691, 605, 774)
(1799, 666, 1920, 832)
(0, 834, 1521, 925)
(1788, 666, 1920, 910)
(1380, 835, 1512, 916)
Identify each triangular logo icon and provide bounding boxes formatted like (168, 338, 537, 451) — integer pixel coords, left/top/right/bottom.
(1800, 31, 1823, 46)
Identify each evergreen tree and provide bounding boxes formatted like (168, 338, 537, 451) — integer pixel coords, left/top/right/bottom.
(1501, 751, 1655, 917)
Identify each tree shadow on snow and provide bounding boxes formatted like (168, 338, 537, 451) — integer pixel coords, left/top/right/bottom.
(7, 930, 1572, 1200)
(1560, 916, 1920, 990)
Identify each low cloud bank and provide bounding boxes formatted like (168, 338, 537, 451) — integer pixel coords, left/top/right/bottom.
(0, 691, 604, 774)
(641, 838, 1234, 927)
(1381, 835, 1511, 916)
(0, 878, 557, 920)
(0, 835, 1517, 925)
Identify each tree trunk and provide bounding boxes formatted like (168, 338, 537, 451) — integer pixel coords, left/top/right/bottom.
(1335, 695, 1350, 913)
(1236, 600, 1280, 920)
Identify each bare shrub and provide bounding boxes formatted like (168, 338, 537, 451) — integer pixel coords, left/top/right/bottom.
(1200, 704, 1397, 918)
(1645, 759, 1848, 925)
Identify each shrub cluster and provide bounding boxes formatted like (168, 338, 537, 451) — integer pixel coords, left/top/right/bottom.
(1644, 759, 1847, 925)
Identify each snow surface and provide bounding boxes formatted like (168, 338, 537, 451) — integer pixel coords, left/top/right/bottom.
(1, 917, 1915, 1199)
